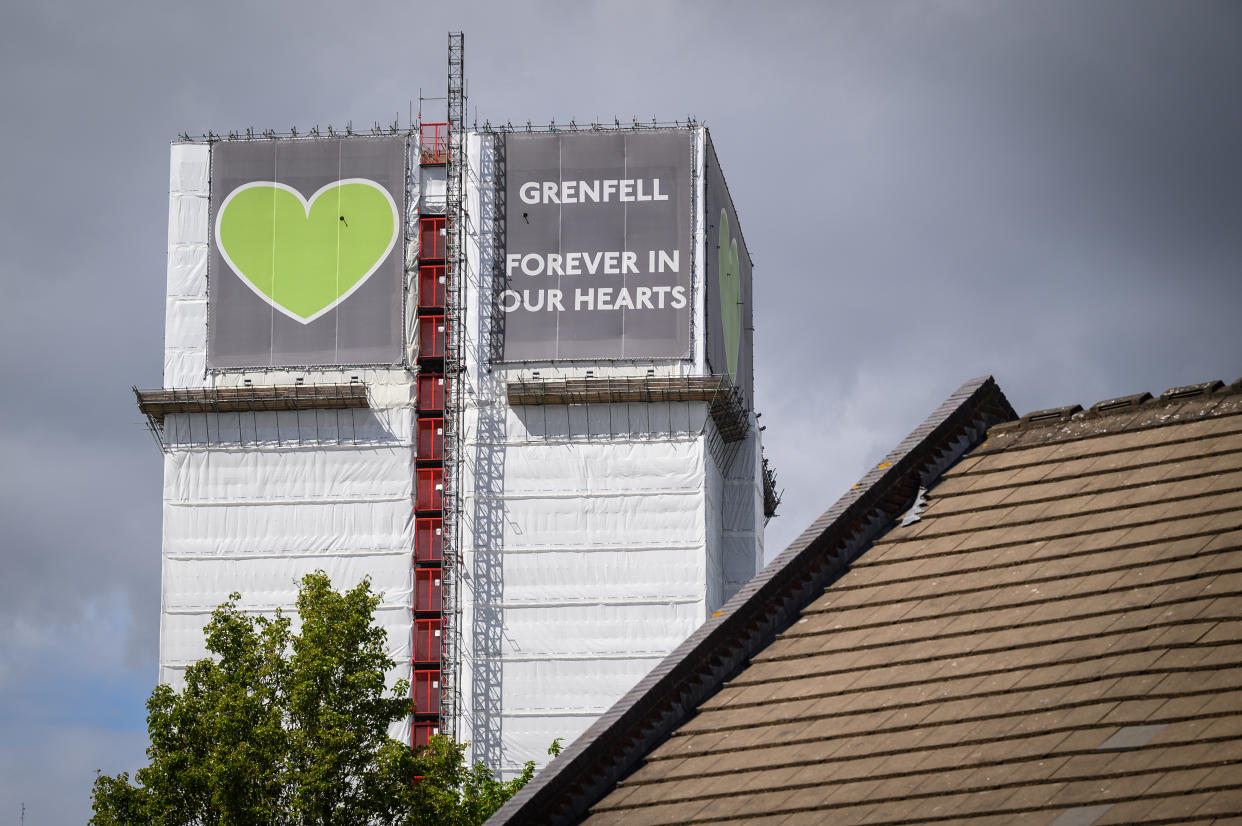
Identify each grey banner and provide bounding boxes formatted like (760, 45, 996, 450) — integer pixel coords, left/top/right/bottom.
(207, 137, 406, 369)
(501, 130, 692, 361)
(704, 133, 754, 410)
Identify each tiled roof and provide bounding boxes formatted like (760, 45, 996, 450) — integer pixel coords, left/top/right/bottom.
(577, 378, 1242, 825)
(488, 377, 1018, 824)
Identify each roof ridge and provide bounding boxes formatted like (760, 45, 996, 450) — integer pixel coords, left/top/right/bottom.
(947, 422, 1242, 480)
(981, 377, 1242, 448)
(486, 376, 1016, 825)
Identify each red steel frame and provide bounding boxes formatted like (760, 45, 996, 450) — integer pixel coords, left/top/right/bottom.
(415, 468, 443, 512)
(416, 375, 445, 413)
(412, 134, 449, 753)
(416, 417, 445, 462)
(418, 315, 446, 358)
(412, 720, 440, 750)
(420, 215, 448, 260)
(413, 669, 442, 715)
(419, 123, 448, 165)
(413, 618, 442, 662)
(413, 568, 442, 613)
(415, 517, 443, 563)
(418, 264, 446, 310)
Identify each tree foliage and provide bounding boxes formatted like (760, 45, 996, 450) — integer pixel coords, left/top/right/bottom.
(91, 572, 535, 825)
(403, 736, 535, 826)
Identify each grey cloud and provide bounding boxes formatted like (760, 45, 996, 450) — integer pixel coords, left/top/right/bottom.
(1, 0, 1239, 818)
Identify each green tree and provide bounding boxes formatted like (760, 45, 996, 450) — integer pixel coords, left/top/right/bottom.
(404, 736, 534, 826)
(91, 572, 536, 825)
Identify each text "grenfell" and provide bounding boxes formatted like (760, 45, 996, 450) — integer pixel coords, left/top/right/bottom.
(519, 178, 669, 205)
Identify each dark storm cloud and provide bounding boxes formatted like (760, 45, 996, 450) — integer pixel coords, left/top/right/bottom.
(1, 1, 1239, 819)
(741, 2, 1242, 507)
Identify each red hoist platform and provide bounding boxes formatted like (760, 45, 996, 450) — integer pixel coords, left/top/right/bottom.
(412, 121, 448, 751)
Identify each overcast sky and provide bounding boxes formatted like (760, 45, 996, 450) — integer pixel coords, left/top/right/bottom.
(2, 0, 1240, 820)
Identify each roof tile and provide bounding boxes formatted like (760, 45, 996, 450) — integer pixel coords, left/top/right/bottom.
(497, 383, 1242, 825)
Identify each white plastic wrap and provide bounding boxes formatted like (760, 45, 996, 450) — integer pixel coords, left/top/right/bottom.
(485, 438, 704, 494)
(495, 602, 705, 658)
(158, 426, 416, 746)
(459, 427, 714, 769)
(156, 139, 424, 744)
(163, 499, 410, 557)
(499, 658, 666, 714)
(165, 296, 207, 351)
(490, 717, 595, 779)
(163, 445, 413, 503)
(488, 493, 702, 550)
(496, 549, 705, 606)
(703, 434, 726, 611)
(405, 141, 421, 235)
(165, 143, 210, 388)
(161, 406, 412, 449)
(721, 534, 760, 588)
(167, 244, 208, 298)
(505, 401, 710, 442)
(160, 603, 411, 668)
(153, 129, 768, 772)
(691, 127, 709, 371)
(727, 425, 766, 586)
(170, 144, 210, 195)
(419, 165, 446, 211)
(453, 132, 759, 773)
(167, 192, 208, 245)
(164, 350, 207, 388)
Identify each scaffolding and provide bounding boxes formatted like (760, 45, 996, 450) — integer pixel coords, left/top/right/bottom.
(134, 383, 373, 451)
(440, 30, 467, 743)
(135, 383, 369, 424)
(506, 375, 749, 442)
(408, 32, 467, 752)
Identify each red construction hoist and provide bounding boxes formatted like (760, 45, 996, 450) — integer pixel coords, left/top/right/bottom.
(412, 30, 465, 754)
(412, 136, 447, 750)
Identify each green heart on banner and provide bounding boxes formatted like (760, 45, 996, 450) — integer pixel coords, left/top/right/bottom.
(717, 209, 742, 381)
(215, 179, 399, 323)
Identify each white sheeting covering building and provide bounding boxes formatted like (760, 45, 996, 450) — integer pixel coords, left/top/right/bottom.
(159, 143, 418, 743)
(155, 129, 764, 770)
(454, 130, 765, 775)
